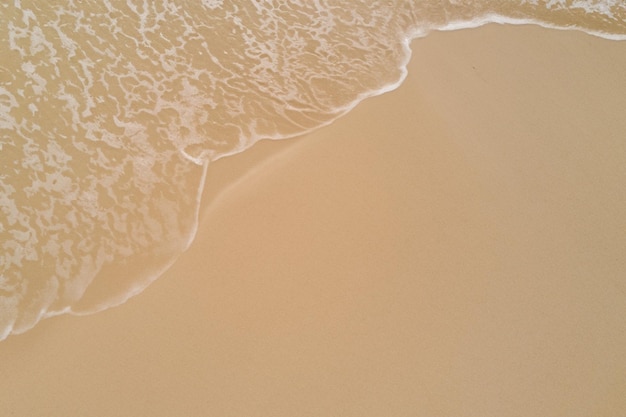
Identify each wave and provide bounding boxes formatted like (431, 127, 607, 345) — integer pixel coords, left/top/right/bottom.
(1, 0, 625, 341)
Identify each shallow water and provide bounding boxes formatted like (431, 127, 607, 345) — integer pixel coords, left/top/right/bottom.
(1, 0, 625, 340)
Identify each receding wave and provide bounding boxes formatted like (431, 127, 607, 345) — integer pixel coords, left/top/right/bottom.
(1, 0, 625, 340)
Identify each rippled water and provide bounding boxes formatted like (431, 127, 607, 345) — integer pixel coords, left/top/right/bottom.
(1, 0, 625, 340)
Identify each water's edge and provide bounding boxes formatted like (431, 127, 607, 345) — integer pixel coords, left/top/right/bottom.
(2, 1, 625, 340)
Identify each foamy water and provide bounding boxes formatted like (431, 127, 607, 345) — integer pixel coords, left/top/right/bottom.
(1, 0, 625, 341)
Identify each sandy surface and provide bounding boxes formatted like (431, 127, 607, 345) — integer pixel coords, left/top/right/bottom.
(1, 24, 626, 416)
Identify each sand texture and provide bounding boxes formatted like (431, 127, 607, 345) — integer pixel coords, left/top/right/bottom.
(1, 24, 625, 416)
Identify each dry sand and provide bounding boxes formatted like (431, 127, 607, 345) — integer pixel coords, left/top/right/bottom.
(1, 24, 626, 416)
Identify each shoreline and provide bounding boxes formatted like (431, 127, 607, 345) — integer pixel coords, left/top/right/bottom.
(2, 24, 626, 416)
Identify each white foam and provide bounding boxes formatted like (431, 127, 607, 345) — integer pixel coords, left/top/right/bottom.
(432, 13, 626, 41)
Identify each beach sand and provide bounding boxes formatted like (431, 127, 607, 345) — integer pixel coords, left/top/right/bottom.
(1, 24, 626, 416)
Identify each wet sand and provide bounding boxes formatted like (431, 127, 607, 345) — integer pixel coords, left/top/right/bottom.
(1, 24, 626, 416)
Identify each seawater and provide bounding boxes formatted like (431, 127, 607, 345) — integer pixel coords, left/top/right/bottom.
(1, 0, 625, 341)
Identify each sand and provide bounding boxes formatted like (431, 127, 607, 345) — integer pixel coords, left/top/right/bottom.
(1, 24, 626, 416)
